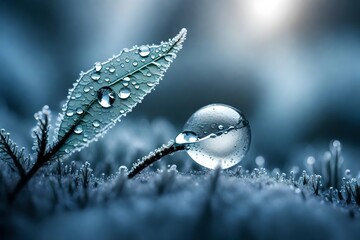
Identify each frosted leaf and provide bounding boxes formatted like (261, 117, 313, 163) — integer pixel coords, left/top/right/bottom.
(55, 28, 187, 158)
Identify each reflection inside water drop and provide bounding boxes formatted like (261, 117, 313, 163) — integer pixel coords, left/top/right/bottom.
(176, 104, 251, 169)
(175, 131, 199, 145)
(97, 87, 115, 108)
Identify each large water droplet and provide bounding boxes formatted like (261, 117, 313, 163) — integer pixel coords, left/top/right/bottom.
(97, 87, 115, 108)
(176, 104, 251, 169)
(74, 125, 83, 134)
(139, 45, 150, 57)
(91, 73, 101, 81)
(94, 62, 102, 72)
(123, 76, 130, 81)
(118, 87, 131, 99)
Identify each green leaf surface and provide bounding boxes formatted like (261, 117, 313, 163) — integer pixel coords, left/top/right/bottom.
(55, 28, 187, 158)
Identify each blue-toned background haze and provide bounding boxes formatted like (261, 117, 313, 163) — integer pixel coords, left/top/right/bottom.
(1, 0, 360, 171)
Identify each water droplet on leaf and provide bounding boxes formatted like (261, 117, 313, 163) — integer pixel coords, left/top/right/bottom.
(109, 66, 115, 73)
(118, 87, 131, 99)
(97, 87, 115, 108)
(66, 111, 74, 117)
(76, 108, 84, 115)
(91, 73, 101, 81)
(139, 45, 150, 57)
(74, 125, 83, 134)
(94, 62, 102, 72)
(93, 120, 100, 128)
(84, 86, 90, 93)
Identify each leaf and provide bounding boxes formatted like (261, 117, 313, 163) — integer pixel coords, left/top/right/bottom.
(54, 28, 187, 159)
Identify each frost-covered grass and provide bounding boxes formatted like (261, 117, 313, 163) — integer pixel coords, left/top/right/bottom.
(1, 140, 360, 240)
(1, 112, 360, 240)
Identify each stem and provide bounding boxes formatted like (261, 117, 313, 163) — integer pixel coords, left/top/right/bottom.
(0, 133, 26, 178)
(334, 148, 339, 190)
(8, 161, 43, 203)
(8, 103, 93, 204)
(127, 141, 185, 178)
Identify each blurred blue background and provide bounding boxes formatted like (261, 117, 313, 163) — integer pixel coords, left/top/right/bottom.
(1, 0, 360, 171)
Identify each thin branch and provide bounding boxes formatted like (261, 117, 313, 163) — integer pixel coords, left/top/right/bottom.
(128, 141, 185, 178)
(0, 131, 26, 178)
(37, 113, 49, 158)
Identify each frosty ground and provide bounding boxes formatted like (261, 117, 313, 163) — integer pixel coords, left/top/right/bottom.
(2, 169, 360, 240)
(1, 120, 360, 240)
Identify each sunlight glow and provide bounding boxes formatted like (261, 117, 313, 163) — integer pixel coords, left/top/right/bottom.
(242, 0, 300, 37)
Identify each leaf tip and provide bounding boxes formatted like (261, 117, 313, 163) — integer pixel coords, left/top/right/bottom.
(174, 28, 187, 45)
